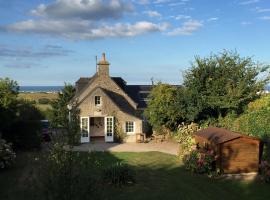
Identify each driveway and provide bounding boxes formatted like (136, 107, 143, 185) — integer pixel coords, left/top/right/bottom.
(73, 141, 179, 155)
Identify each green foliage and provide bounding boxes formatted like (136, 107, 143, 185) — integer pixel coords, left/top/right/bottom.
(0, 78, 19, 132)
(102, 162, 135, 187)
(0, 139, 16, 169)
(183, 148, 217, 174)
(259, 160, 270, 183)
(50, 84, 80, 145)
(0, 77, 44, 150)
(173, 123, 199, 159)
(38, 98, 50, 104)
(144, 83, 180, 130)
(37, 143, 97, 200)
(183, 50, 269, 121)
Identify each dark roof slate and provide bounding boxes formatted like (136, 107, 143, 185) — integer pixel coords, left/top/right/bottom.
(75, 76, 154, 109)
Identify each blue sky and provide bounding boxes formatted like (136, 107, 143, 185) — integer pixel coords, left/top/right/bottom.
(0, 0, 270, 86)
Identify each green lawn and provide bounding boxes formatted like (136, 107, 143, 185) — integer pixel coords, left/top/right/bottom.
(1, 151, 270, 200)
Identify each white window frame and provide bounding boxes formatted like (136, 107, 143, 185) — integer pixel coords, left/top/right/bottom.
(95, 96, 101, 106)
(125, 121, 135, 135)
(80, 117, 90, 143)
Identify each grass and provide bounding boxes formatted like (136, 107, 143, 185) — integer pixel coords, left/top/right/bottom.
(1, 151, 270, 200)
(18, 92, 58, 111)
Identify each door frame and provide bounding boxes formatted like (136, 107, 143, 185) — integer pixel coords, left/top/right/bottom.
(104, 116, 114, 142)
(80, 117, 90, 143)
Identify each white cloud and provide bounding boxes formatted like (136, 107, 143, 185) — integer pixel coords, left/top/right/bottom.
(241, 21, 252, 25)
(135, 0, 150, 5)
(4, 19, 169, 40)
(30, 0, 133, 20)
(153, 0, 171, 4)
(239, 0, 260, 5)
(144, 10, 162, 17)
(259, 16, 270, 20)
(255, 7, 270, 13)
(167, 20, 203, 36)
(207, 17, 219, 22)
(172, 15, 191, 20)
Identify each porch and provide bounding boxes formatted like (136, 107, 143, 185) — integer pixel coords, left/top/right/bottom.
(80, 116, 114, 143)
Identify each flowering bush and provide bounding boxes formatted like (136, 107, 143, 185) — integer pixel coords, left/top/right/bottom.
(260, 160, 270, 183)
(183, 148, 217, 174)
(174, 122, 200, 159)
(0, 139, 16, 169)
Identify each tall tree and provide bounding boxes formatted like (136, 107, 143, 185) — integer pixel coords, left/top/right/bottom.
(183, 50, 269, 121)
(144, 83, 180, 130)
(0, 78, 19, 134)
(51, 84, 80, 145)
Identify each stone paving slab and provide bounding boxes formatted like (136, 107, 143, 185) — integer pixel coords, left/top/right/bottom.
(73, 141, 179, 155)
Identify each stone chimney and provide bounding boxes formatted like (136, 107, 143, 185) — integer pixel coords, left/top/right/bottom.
(97, 53, 110, 77)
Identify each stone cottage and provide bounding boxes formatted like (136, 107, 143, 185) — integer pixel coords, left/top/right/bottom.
(74, 53, 152, 143)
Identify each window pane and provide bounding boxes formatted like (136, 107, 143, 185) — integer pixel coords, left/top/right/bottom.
(126, 121, 134, 133)
(81, 118, 88, 137)
(95, 96, 101, 106)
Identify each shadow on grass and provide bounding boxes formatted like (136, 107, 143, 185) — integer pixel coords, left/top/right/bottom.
(1, 151, 270, 200)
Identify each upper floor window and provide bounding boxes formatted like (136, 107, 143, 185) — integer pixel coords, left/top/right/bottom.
(95, 96, 101, 106)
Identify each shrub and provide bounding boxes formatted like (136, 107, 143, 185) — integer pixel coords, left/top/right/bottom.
(183, 148, 217, 174)
(259, 160, 270, 183)
(37, 143, 97, 200)
(0, 139, 16, 169)
(3, 120, 42, 150)
(102, 162, 135, 187)
(38, 98, 50, 104)
(173, 122, 199, 159)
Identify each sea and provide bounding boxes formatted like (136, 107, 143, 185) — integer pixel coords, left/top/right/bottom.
(19, 85, 270, 93)
(20, 86, 64, 93)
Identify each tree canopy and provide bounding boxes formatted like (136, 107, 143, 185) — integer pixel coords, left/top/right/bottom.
(50, 84, 80, 145)
(145, 50, 270, 131)
(184, 50, 269, 121)
(144, 83, 180, 130)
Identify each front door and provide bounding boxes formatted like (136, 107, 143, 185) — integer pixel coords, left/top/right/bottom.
(105, 116, 114, 142)
(80, 117, 90, 143)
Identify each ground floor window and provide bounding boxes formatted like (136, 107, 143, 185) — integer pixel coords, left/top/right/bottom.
(125, 121, 135, 134)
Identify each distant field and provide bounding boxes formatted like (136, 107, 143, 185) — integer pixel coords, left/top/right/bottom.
(18, 92, 58, 111)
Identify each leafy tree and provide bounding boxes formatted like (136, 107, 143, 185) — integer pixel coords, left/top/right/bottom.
(0, 77, 43, 149)
(183, 50, 269, 122)
(144, 83, 180, 130)
(0, 78, 19, 135)
(51, 84, 80, 145)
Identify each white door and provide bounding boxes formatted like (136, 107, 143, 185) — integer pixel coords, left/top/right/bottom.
(105, 116, 114, 142)
(80, 117, 90, 143)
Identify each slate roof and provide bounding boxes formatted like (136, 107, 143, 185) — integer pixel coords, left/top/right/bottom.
(194, 127, 242, 144)
(75, 76, 153, 109)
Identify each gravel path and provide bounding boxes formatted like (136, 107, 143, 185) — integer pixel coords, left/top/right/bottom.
(73, 141, 179, 155)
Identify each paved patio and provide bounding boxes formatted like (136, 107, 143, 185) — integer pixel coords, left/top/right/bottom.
(73, 141, 179, 155)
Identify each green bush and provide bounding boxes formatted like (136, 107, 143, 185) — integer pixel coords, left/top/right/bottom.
(38, 98, 50, 104)
(0, 139, 16, 169)
(3, 120, 42, 150)
(173, 122, 199, 159)
(37, 143, 97, 200)
(102, 162, 135, 187)
(183, 148, 217, 175)
(259, 160, 270, 183)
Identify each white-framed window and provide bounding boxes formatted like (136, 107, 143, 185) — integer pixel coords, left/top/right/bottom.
(95, 96, 101, 106)
(81, 117, 89, 137)
(125, 121, 135, 134)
